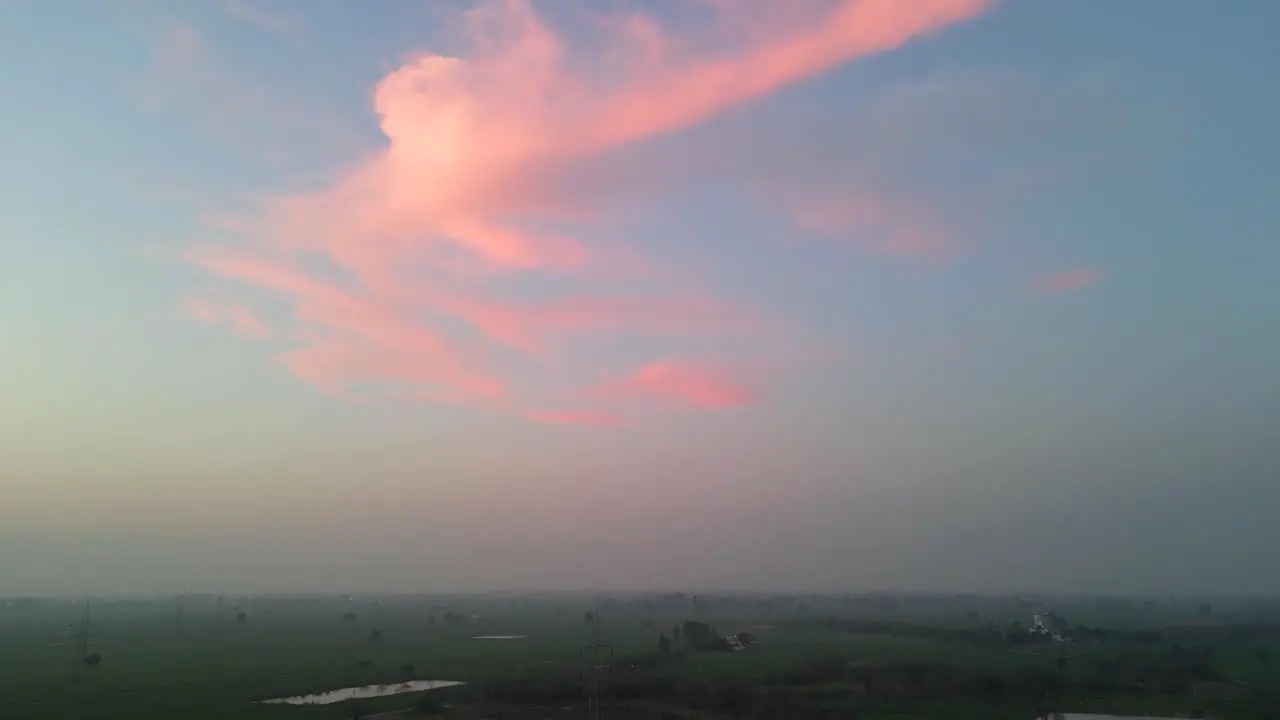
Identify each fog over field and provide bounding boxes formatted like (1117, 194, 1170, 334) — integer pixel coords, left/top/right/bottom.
(3, 0, 1279, 602)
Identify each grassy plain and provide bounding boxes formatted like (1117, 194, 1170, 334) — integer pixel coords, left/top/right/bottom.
(2, 594, 1277, 719)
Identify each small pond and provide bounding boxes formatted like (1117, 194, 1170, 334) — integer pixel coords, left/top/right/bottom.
(262, 679, 464, 705)
(1038, 716, 1185, 720)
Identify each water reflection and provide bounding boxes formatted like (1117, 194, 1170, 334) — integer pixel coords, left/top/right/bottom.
(1039, 715, 1185, 720)
(262, 679, 464, 705)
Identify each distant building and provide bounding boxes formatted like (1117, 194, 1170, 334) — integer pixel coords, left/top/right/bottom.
(1030, 612, 1070, 642)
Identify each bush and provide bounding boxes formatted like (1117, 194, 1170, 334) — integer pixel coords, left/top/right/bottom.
(778, 655, 848, 685)
(487, 675, 582, 704)
(412, 695, 443, 714)
(613, 676, 675, 700)
(965, 673, 1006, 700)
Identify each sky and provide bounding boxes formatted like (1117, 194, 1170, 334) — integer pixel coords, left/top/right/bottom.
(2, 0, 1278, 598)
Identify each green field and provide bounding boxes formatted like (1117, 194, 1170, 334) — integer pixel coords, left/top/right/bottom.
(2, 593, 1278, 719)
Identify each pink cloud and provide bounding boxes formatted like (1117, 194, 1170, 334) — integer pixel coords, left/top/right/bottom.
(599, 360, 758, 410)
(787, 192, 957, 261)
(139, 23, 253, 122)
(136, 22, 360, 167)
(188, 248, 506, 402)
(187, 0, 991, 420)
(1032, 268, 1102, 295)
(438, 294, 748, 355)
(222, 1, 304, 39)
(527, 410, 629, 427)
(185, 294, 271, 339)
(578, 0, 992, 152)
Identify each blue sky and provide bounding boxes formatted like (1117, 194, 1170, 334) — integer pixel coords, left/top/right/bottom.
(1, 0, 1277, 596)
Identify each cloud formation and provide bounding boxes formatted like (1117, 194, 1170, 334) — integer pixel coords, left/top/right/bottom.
(788, 192, 956, 261)
(600, 360, 758, 410)
(185, 294, 271, 339)
(1033, 268, 1102, 295)
(526, 410, 628, 428)
(187, 0, 992, 422)
(222, 1, 305, 39)
(137, 21, 360, 172)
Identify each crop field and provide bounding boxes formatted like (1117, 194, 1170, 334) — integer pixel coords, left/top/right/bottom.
(2, 594, 1278, 719)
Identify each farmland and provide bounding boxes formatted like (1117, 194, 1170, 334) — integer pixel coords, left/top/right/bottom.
(2, 593, 1278, 719)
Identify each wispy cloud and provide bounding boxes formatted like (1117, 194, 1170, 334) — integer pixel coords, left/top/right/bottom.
(186, 0, 993, 421)
(222, 1, 305, 40)
(597, 360, 758, 411)
(527, 410, 629, 427)
(185, 294, 271, 339)
(699, 67, 1158, 264)
(787, 192, 957, 261)
(188, 247, 506, 404)
(1032, 268, 1102, 295)
(135, 22, 359, 170)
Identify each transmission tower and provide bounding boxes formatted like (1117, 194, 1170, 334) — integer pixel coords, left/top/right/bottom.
(51, 598, 98, 666)
(579, 599, 613, 719)
(579, 641, 613, 720)
(78, 598, 91, 656)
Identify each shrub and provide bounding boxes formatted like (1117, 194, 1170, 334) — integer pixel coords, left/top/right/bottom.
(412, 695, 443, 715)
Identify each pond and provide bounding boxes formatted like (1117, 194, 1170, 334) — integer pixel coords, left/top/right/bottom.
(470, 634, 528, 639)
(262, 679, 464, 705)
(1039, 716, 1185, 720)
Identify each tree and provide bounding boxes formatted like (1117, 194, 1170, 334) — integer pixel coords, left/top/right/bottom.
(672, 625, 681, 641)
(369, 629, 383, 643)
(974, 673, 1005, 700)
(658, 635, 671, 655)
(1198, 603, 1212, 618)
(583, 611, 595, 625)
(413, 695, 443, 715)
(737, 631, 755, 648)
(236, 611, 247, 623)
(342, 611, 357, 622)
(400, 662, 415, 678)
(1045, 610, 1069, 635)
(682, 620, 713, 649)
(83, 653, 102, 668)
